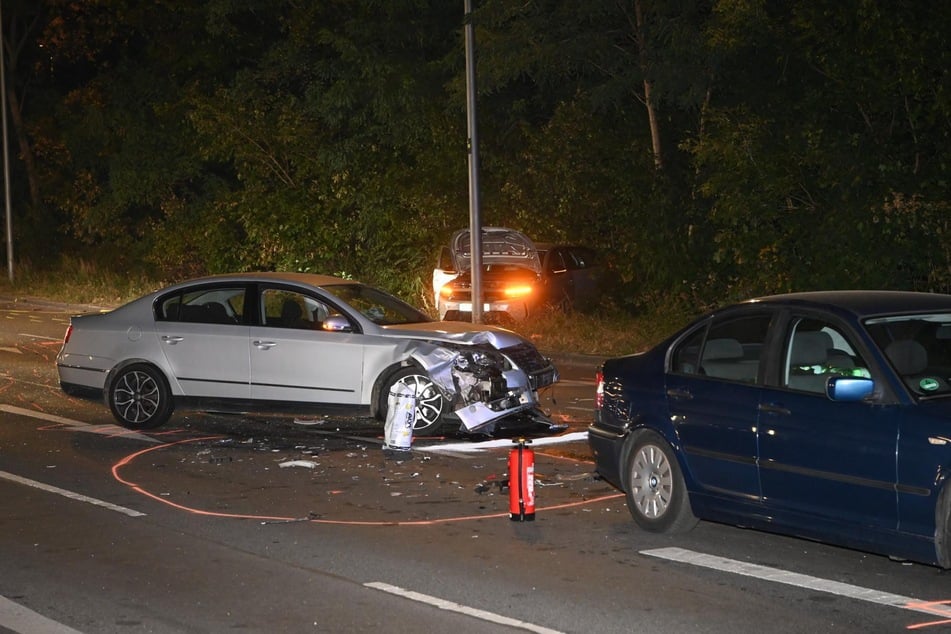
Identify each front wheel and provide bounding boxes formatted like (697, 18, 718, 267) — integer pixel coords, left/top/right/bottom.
(380, 367, 447, 433)
(624, 431, 698, 533)
(108, 364, 173, 430)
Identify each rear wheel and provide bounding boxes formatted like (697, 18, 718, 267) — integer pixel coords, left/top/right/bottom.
(546, 289, 571, 313)
(380, 367, 447, 433)
(624, 431, 698, 533)
(108, 364, 173, 429)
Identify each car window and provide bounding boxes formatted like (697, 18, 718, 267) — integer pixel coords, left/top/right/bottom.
(547, 250, 567, 274)
(865, 313, 951, 397)
(323, 283, 431, 325)
(782, 317, 871, 394)
(437, 246, 455, 273)
(567, 247, 597, 269)
(260, 288, 341, 330)
(156, 286, 246, 324)
(671, 314, 771, 384)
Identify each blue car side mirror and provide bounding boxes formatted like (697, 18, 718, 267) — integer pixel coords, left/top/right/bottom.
(827, 376, 875, 401)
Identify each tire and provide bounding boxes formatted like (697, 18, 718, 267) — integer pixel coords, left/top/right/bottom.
(935, 482, 951, 568)
(546, 290, 571, 313)
(380, 367, 447, 433)
(108, 364, 173, 430)
(624, 431, 698, 533)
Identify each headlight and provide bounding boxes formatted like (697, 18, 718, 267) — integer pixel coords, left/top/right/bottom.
(452, 347, 505, 374)
(471, 351, 494, 366)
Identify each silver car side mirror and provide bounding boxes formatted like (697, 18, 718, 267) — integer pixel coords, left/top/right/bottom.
(322, 315, 352, 332)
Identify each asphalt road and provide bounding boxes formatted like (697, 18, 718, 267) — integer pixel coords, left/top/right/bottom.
(2, 298, 950, 633)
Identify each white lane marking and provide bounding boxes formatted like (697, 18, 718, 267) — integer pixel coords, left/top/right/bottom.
(20, 332, 62, 341)
(365, 582, 564, 634)
(641, 547, 949, 619)
(0, 470, 145, 518)
(0, 404, 88, 426)
(417, 431, 588, 454)
(0, 346, 20, 354)
(0, 594, 85, 634)
(0, 404, 158, 443)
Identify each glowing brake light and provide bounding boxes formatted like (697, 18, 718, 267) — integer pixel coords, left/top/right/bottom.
(503, 285, 533, 299)
(63, 324, 73, 344)
(595, 371, 604, 410)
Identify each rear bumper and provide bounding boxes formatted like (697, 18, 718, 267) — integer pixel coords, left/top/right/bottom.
(587, 420, 628, 490)
(440, 301, 530, 322)
(56, 356, 111, 391)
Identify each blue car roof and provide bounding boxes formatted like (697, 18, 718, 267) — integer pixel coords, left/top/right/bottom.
(741, 290, 951, 319)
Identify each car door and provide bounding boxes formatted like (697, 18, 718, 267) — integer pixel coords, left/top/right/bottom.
(154, 284, 251, 398)
(565, 246, 600, 307)
(665, 311, 774, 500)
(541, 248, 571, 306)
(757, 314, 898, 532)
(248, 287, 366, 404)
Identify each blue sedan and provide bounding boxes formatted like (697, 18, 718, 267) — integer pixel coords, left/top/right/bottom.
(588, 291, 951, 568)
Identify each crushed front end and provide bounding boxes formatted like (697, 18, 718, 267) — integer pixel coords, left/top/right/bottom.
(418, 340, 558, 432)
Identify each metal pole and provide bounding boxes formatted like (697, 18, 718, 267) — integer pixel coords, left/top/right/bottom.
(464, 0, 482, 323)
(0, 3, 12, 283)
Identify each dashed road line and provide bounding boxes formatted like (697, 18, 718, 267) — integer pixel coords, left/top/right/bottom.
(0, 595, 85, 634)
(0, 404, 157, 443)
(365, 582, 563, 634)
(0, 470, 145, 517)
(642, 547, 949, 622)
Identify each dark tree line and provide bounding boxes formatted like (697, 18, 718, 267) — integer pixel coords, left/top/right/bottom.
(2, 0, 950, 311)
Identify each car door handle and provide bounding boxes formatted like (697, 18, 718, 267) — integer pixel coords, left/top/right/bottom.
(161, 335, 184, 345)
(253, 340, 277, 350)
(666, 388, 693, 400)
(758, 402, 791, 416)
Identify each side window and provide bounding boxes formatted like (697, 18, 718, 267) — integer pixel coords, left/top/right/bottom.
(672, 327, 706, 375)
(547, 250, 567, 274)
(783, 317, 870, 394)
(437, 246, 455, 273)
(156, 286, 245, 325)
(671, 314, 772, 384)
(261, 289, 338, 330)
(567, 247, 596, 269)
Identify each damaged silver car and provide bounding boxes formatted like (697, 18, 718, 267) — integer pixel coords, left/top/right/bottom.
(56, 272, 558, 433)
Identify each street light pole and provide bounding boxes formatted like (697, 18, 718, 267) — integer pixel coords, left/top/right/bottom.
(464, 0, 482, 323)
(0, 2, 12, 283)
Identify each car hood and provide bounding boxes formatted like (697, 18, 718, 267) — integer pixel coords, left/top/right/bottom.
(449, 227, 541, 275)
(381, 321, 531, 349)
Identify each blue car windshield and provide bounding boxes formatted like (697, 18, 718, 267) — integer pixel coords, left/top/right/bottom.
(324, 283, 431, 325)
(865, 313, 951, 398)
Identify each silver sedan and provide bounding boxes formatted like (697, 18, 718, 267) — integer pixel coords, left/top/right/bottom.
(56, 272, 558, 433)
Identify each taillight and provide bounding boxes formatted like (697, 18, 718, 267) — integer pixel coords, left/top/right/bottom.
(503, 285, 533, 299)
(63, 324, 73, 344)
(595, 371, 604, 410)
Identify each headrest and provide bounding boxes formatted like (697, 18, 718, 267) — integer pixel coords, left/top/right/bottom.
(790, 331, 832, 366)
(885, 339, 927, 375)
(703, 338, 744, 361)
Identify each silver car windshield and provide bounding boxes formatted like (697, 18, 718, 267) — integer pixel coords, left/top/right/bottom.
(864, 313, 951, 398)
(324, 283, 431, 325)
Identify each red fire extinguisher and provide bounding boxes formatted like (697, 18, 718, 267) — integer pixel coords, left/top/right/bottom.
(509, 437, 535, 521)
